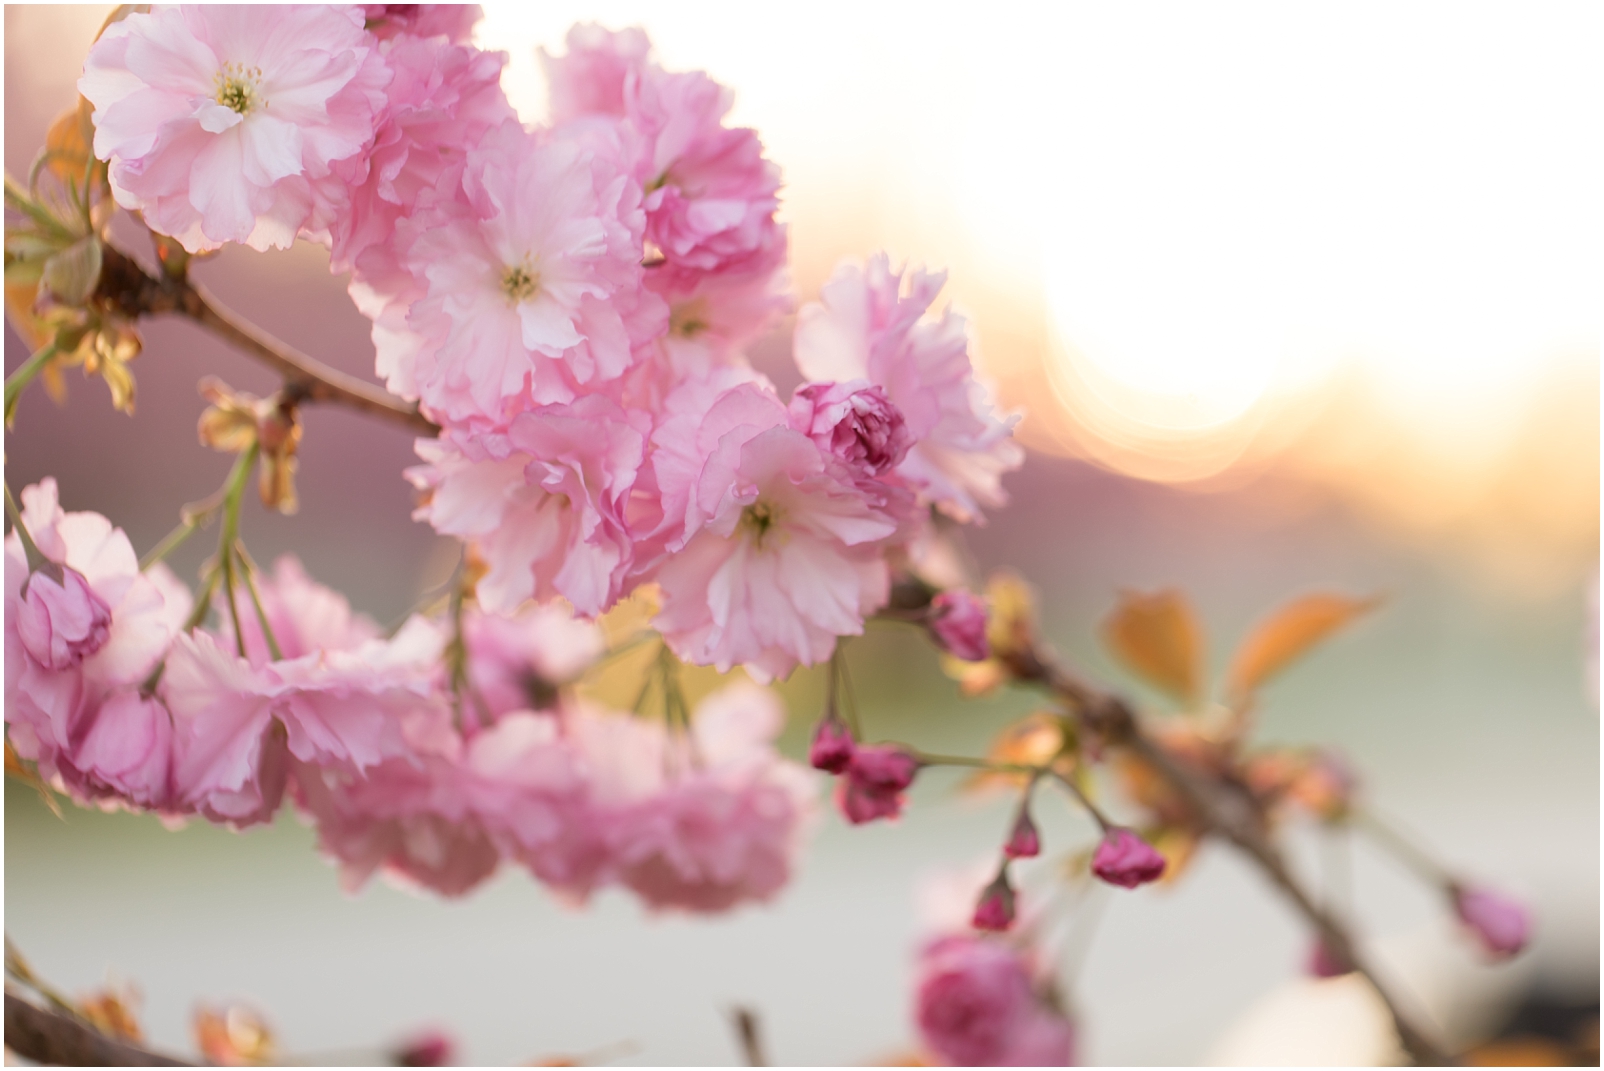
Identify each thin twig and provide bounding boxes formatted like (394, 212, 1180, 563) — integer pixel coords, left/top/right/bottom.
(729, 1005, 766, 1067)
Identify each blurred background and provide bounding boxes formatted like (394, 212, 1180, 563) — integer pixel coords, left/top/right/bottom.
(5, 3, 1598, 1064)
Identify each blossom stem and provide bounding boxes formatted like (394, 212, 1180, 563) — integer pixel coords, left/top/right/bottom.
(1353, 809, 1455, 887)
(1047, 769, 1113, 834)
(234, 542, 283, 662)
(3, 341, 59, 426)
(216, 443, 258, 659)
(3, 482, 60, 582)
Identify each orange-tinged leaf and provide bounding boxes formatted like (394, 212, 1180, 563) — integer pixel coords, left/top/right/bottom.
(41, 100, 95, 186)
(1148, 827, 1200, 886)
(1100, 589, 1205, 705)
(962, 711, 1070, 794)
(1223, 593, 1381, 703)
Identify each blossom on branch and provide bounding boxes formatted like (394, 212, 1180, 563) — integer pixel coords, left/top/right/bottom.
(81, 5, 390, 252)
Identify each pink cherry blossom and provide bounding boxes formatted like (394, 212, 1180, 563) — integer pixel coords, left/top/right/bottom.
(361, 4, 482, 43)
(649, 380, 908, 681)
(5, 479, 192, 796)
(574, 682, 817, 912)
(1091, 828, 1167, 889)
(1452, 886, 1531, 959)
(971, 871, 1017, 932)
(793, 255, 1024, 523)
(387, 121, 664, 424)
(462, 603, 606, 717)
(649, 255, 792, 379)
(915, 936, 1075, 1067)
(409, 395, 652, 617)
(15, 566, 112, 671)
(541, 25, 784, 288)
(330, 33, 515, 285)
(927, 589, 991, 662)
(80, 6, 389, 253)
(836, 744, 919, 824)
(789, 380, 912, 477)
(218, 554, 380, 666)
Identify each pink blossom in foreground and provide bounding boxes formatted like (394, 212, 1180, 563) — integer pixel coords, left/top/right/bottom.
(410, 396, 651, 617)
(915, 936, 1075, 1067)
(1452, 886, 1532, 959)
(649, 254, 791, 379)
(789, 380, 912, 478)
(649, 380, 907, 681)
(362, 4, 482, 43)
(577, 682, 817, 912)
(5, 479, 192, 800)
(928, 589, 990, 662)
(163, 602, 450, 828)
(793, 255, 1024, 522)
(808, 717, 854, 774)
(15, 566, 112, 671)
(1091, 828, 1167, 889)
(542, 24, 783, 287)
(837, 744, 919, 824)
(331, 33, 515, 284)
(81, 6, 388, 252)
(388, 121, 663, 423)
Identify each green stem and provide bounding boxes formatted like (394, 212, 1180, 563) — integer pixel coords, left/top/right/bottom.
(216, 443, 258, 659)
(235, 543, 283, 662)
(4, 341, 59, 426)
(3, 482, 56, 579)
(1355, 808, 1454, 886)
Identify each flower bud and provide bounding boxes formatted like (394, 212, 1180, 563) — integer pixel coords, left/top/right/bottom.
(17, 565, 112, 670)
(1004, 807, 1041, 859)
(927, 590, 991, 662)
(396, 1028, 456, 1067)
(972, 869, 1016, 932)
(809, 717, 855, 774)
(836, 745, 920, 824)
(1091, 828, 1167, 889)
(1306, 939, 1351, 978)
(1452, 885, 1531, 959)
(789, 380, 912, 476)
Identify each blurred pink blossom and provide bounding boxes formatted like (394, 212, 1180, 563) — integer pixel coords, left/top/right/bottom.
(837, 744, 919, 824)
(914, 936, 1075, 1066)
(1452, 886, 1531, 959)
(928, 590, 990, 662)
(1091, 829, 1167, 889)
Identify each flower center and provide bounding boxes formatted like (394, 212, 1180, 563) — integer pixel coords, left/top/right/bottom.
(214, 62, 265, 115)
(740, 500, 782, 546)
(502, 262, 539, 303)
(670, 299, 709, 338)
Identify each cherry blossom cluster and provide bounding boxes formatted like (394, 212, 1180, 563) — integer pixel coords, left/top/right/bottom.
(79, 4, 1021, 681)
(5, 478, 813, 908)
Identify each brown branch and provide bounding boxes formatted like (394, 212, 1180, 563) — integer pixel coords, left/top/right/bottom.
(4, 993, 191, 1066)
(97, 243, 438, 436)
(728, 1005, 766, 1067)
(1013, 651, 1450, 1065)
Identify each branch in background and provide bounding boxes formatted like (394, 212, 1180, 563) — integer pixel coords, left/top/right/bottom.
(729, 1005, 766, 1067)
(1005, 645, 1448, 1065)
(96, 242, 439, 435)
(4, 993, 191, 1067)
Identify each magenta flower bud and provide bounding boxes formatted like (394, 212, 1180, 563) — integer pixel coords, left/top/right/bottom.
(789, 380, 912, 476)
(927, 590, 990, 662)
(809, 717, 855, 774)
(1091, 828, 1167, 889)
(1306, 940, 1350, 978)
(972, 870, 1017, 932)
(1004, 808, 1041, 859)
(835, 745, 920, 824)
(1452, 886, 1531, 959)
(17, 566, 113, 670)
(396, 1027, 456, 1066)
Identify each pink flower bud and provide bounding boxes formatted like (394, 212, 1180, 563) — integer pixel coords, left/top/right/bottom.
(1452, 886, 1531, 959)
(789, 380, 912, 476)
(396, 1027, 456, 1066)
(1004, 808, 1041, 859)
(836, 745, 920, 824)
(927, 590, 990, 662)
(17, 566, 112, 670)
(972, 870, 1016, 932)
(1091, 828, 1167, 889)
(809, 717, 855, 774)
(1306, 940, 1351, 978)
